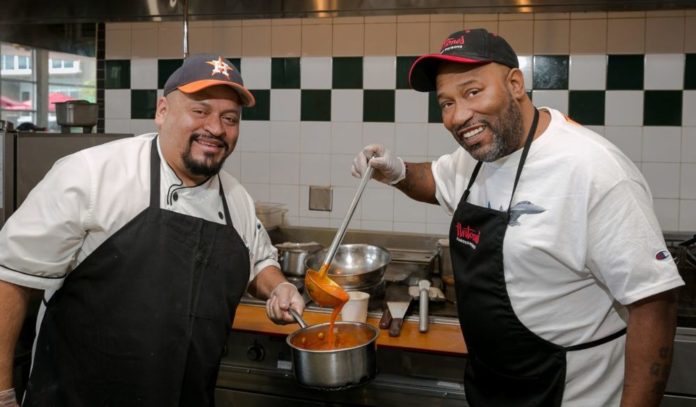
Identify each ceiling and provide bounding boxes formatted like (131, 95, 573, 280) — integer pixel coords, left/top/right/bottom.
(2, 0, 695, 25)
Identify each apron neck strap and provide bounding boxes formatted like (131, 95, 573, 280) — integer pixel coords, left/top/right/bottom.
(150, 137, 160, 207)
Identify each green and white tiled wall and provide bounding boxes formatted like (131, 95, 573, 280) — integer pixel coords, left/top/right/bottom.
(103, 12, 696, 234)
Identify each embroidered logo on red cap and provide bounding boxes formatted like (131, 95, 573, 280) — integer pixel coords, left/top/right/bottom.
(455, 223, 480, 249)
(206, 56, 233, 79)
(440, 35, 466, 53)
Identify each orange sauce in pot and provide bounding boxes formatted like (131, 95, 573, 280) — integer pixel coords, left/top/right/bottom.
(290, 324, 374, 351)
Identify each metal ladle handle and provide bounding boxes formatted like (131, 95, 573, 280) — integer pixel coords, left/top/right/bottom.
(289, 308, 308, 328)
(321, 165, 374, 272)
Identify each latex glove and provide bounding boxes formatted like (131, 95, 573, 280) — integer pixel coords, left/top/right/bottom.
(351, 144, 406, 185)
(0, 388, 18, 407)
(265, 282, 304, 325)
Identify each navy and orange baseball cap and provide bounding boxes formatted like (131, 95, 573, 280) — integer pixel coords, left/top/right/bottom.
(163, 54, 255, 107)
(409, 28, 518, 92)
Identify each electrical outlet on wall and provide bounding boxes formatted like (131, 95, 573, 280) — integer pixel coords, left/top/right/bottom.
(309, 186, 332, 211)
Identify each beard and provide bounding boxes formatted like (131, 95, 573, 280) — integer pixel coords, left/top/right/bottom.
(455, 94, 525, 162)
(181, 133, 230, 178)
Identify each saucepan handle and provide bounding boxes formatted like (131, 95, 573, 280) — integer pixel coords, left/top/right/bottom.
(289, 308, 308, 329)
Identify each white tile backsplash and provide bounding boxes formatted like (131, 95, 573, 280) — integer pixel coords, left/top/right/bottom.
(642, 127, 682, 162)
(129, 119, 157, 135)
(644, 54, 684, 90)
(331, 122, 364, 154)
(270, 89, 301, 121)
(394, 123, 429, 156)
(240, 57, 271, 88)
(518, 56, 533, 91)
(679, 200, 696, 231)
(569, 55, 607, 90)
(362, 122, 395, 149)
(300, 122, 331, 154)
(240, 152, 270, 183)
(605, 91, 644, 126)
(641, 162, 680, 199)
(532, 90, 569, 114)
(330, 154, 358, 186)
(299, 154, 332, 185)
(269, 153, 300, 184)
(243, 183, 270, 202)
(681, 163, 696, 199)
(604, 126, 643, 162)
(363, 56, 396, 89)
(330, 186, 363, 221)
(104, 119, 132, 134)
(269, 121, 301, 153)
(130, 58, 158, 89)
(268, 184, 300, 218)
(394, 193, 427, 222)
(105, 89, 131, 119)
(393, 222, 427, 234)
(683, 91, 696, 127)
(238, 120, 270, 152)
(331, 90, 363, 122)
(653, 198, 680, 231)
(300, 57, 332, 89)
(683, 127, 696, 163)
(395, 89, 428, 123)
(361, 188, 395, 221)
(428, 123, 458, 158)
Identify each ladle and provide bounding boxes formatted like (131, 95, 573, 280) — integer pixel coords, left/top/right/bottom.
(304, 164, 374, 307)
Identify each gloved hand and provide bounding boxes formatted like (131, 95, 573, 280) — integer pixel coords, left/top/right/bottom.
(351, 144, 406, 185)
(265, 282, 304, 325)
(0, 388, 18, 407)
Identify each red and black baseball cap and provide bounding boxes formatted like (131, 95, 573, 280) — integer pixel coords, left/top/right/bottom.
(163, 54, 255, 107)
(409, 28, 518, 92)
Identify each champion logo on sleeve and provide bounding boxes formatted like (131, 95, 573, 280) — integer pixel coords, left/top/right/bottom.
(655, 250, 671, 260)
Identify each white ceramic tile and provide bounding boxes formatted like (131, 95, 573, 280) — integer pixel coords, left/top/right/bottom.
(394, 193, 427, 222)
(428, 123, 459, 158)
(518, 56, 533, 91)
(300, 217, 331, 227)
(641, 163, 680, 199)
(644, 54, 684, 90)
(605, 91, 644, 126)
(104, 119, 132, 134)
(569, 55, 606, 90)
(299, 185, 330, 219)
(331, 154, 358, 186)
(268, 184, 300, 218)
(270, 89, 301, 121)
(238, 120, 270, 152)
(269, 153, 300, 185)
(331, 122, 364, 154)
(585, 125, 605, 136)
(330, 186, 363, 221)
(222, 151, 241, 179)
(243, 183, 270, 202)
(240, 152, 270, 183)
(360, 220, 393, 232)
(363, 56, 396, 89)
(361, 187, 395, 221)
(299, 153, 331, 185)
(652, 199, 680, 231)
(642, 127, 682, 162)
(330, 217, 356, 229)
(300, 122, 331, 154)
(603, 126, 643, 162)
(683, 127, 696, 163)
(285, 215, 300, 226)
(426, 222, 450, 236)
(129, 119, 157, 135)
(331, 90, 363, 122)
(270, 121, 300, 153)
(395, 89, 428, 123)
(681, 163, 696, 199)
(679, 199, 696, 231)
(531, 90, 568, 114)
(240, 57, 271, 88)
(300, 57, 332, 89)
(683, 91, 696, 127)
(427, 204, 452, 224)
(393, 222, 427, 233)
(130, 58, 158, 89)
(394, 123, 428, 156)
(362, 123, 395, 150)
(105, 89, 131, 119)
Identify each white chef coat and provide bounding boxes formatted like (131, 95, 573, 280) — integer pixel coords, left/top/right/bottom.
(431, 108, 684, 406)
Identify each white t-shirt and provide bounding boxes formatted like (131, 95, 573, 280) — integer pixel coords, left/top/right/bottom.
(0, 133, 279, 295)
(432, 108, 684, 406)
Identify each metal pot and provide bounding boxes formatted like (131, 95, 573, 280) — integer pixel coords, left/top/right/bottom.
(275, 242, 323, 276)
(304, 244, 390, 290)
(55, 100, 98, 127)
(287, 309, 378, 390)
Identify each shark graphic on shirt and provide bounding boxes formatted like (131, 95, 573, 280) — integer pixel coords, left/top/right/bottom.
(508, 200, 546, 226)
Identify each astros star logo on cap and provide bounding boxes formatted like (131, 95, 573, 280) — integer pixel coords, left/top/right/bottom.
(206, 56, 232, 79)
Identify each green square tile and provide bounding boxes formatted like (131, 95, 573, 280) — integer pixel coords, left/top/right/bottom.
(158, 59, 184, 89)
(227, 58, 241, 73)
(104, 60, 130, 89)
(130, 89, 158, 119)
(686, 54, 696, 90)
(428, 91, 443, 123)
(271, 58, 300, 89)
(333, 57, 363, 89)
(301, 90, 331, 121)
(607, 55, 643, 90)
(644, 91, 682, 126)
(363, 90, 394, 122)
(532, 56, 569, 90)
(242, 89, 270, 121)
(568, 91, 605, 126)
(396, 56, 418, 89)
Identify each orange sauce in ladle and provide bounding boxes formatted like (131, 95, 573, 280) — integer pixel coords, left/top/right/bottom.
(304, 263, 350, 348)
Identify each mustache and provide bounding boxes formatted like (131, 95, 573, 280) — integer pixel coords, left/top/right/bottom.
(189, 132, 229, 151)
(452, 118, 490, 136)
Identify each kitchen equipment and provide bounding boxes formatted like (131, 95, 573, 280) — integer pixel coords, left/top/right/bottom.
(287, 308, 378, 390)
(305, 166, 373, 308)
(305, 244, 391, 290)
(255, 202, 287, 230)
(378, 304, 392, 329)
(275, 241, 323, 276)
(340, 291, 370, 323)
(55, 100, 98, 133)
(386, 285, 411, 337)
(418, 280, 430, 333)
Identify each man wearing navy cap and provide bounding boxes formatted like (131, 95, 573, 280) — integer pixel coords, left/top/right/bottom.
(353, 29, 683, 406)
(0, 54, 304, 406)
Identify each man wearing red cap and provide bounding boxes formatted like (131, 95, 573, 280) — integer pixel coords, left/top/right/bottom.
(0, 54, 304, 406)
(353, 29, 683, 406)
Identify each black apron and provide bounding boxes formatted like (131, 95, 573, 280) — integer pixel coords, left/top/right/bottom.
(24, 137, 250, 407)
(449, 109, 626, 407)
